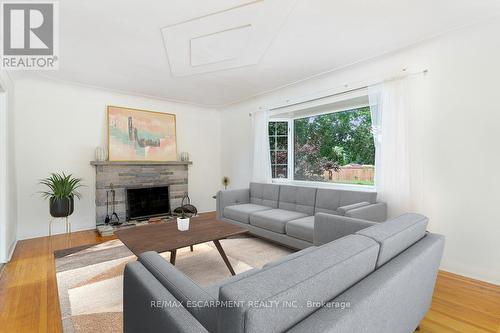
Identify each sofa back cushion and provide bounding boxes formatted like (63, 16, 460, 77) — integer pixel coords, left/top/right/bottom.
(278, 185, 317, 215)
(250, 183, 280, 208)
(339, 190, 377, 207)
(217, 235, 379, 333)
(314, 188, 341, 214)
(356, 213, 428, 267)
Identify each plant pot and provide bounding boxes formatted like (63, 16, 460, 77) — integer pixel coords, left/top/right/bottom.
(50, 197, 74, 218)
(177, 217, 190, 231)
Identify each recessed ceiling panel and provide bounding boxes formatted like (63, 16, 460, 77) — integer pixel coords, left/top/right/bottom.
(162, 0, 297, 77)
(190, 24, 253, 67)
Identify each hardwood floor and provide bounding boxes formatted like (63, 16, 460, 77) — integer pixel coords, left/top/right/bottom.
(0, 226, 499, 332)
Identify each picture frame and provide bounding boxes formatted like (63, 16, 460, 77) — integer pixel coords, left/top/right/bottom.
(107, 106, 177, 162)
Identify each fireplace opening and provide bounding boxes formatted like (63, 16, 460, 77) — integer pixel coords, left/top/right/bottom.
(126, 186, 170, 221)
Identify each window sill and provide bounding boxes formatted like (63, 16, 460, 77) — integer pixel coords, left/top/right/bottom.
(271, 179, 376, 192)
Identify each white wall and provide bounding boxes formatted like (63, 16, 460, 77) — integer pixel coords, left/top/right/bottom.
(219, 18, 500, 284)
(14, 77, 221, 239)
(0, 70, 18, 263)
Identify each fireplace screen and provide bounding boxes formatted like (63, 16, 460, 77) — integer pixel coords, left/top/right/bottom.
(126, 186, 170, 220)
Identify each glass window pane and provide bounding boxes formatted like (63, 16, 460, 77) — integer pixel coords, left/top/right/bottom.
(293, 106, 375, 185)
(270, 151, 276, 164)
(268, 122, 276, 135)
(277, 136, 287, 150)
(277, 122, 287, 135)
(269, 137, 276, 150)
(276, 151, 288, 164)
(275, 165, 288, 178)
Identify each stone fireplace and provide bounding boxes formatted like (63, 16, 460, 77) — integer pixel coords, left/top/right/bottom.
(90, 161, 192, 225)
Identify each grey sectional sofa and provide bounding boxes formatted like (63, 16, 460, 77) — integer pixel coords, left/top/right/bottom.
(216, 182, 387, 249)
(123, 213, 444, 333)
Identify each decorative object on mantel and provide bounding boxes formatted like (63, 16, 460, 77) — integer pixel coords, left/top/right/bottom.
(222, 176, 230, 190)
(180, 152, 189, 161)
(39, 172, 83, 236)
(107, 105, 177, 162)
(94, 146, 107, 161)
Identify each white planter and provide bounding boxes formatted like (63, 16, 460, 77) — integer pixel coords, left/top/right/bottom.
(177, 217, 190, 231)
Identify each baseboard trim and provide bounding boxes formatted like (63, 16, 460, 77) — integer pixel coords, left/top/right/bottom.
(6, 239, 17, 262)
(438, 269, 500, 289)
(18, 225, 97, 241)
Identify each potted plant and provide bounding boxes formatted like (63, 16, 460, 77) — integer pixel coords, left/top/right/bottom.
(176, 207, 190, 231)
(39, 172, 83, 218)
(176, 195, 191, 231)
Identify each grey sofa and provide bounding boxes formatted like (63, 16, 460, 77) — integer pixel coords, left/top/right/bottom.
(216, 182, 387, 249)
(123, 213, 444, 333)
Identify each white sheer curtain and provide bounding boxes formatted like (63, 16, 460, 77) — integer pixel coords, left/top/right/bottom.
(251, 110, 272, 183)
(369, 78, 411, 217)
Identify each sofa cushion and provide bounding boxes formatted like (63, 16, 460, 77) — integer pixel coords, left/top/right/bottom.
(249, 209, 307, 234)
(250, 183, 280, 208)
(263, 245, 317, 269)
(285, 216, 314, 242)
(339, 190, 377, 207)
(356, 213, 428, 267)
(278, 185, 317, 215)
(206, 268, 262, 299)
(224, 203, 272, 224)
(337, 201, 371, 215)
(314, 188, 341, 215)
(217, 234, 379, 333)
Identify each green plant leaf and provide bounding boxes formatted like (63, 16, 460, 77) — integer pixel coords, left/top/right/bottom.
(38, 172, 84, 200)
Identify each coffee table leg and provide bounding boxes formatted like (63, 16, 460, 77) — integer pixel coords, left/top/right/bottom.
(213, 240, 235, 276)
(190, 245, 194, 252)
(170, 249, 177, 265)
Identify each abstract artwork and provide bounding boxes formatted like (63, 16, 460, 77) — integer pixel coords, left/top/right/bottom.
(107, 106, 177, 161)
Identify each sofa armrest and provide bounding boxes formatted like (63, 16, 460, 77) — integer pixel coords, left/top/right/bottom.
(313, 213, 377, 245)
(124, 261, 209, 333)
(216, 188, 250, 219)
(337, 202, 371, 215)
(137, 252, 217, 332)
(345, 202, 387, 222)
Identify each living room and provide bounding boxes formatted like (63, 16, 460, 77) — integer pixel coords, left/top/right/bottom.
(0, 1, 499, 332)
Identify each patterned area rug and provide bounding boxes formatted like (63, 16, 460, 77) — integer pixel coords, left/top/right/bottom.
(55, 237, 293, 333)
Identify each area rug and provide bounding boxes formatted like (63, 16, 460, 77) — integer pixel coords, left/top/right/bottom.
(55, 237, 293, 333)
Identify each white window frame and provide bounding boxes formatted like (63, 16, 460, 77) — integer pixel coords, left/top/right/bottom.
(268, 118, 293, 180)
(269, 104, 375, 191)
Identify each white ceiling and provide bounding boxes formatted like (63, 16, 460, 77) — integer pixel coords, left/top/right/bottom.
(16, 0, 500, 107)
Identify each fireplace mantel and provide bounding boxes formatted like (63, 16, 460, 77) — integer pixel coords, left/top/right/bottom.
(90, 161, 192, 166)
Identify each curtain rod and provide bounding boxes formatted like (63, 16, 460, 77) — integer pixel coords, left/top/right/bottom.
(251, 68, 428, 115)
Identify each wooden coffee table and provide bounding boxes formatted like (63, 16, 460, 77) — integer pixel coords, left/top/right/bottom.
(115, 214, 247, 275)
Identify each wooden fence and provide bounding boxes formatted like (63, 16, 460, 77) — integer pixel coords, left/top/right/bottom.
(323, 164, 374, 183)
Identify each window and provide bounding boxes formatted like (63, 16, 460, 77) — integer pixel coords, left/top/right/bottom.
(269, 106, 375, 186)
(268, 121, 289, 179)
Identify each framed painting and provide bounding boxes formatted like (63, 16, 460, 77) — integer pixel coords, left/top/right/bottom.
(107, 106, 177, 161)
